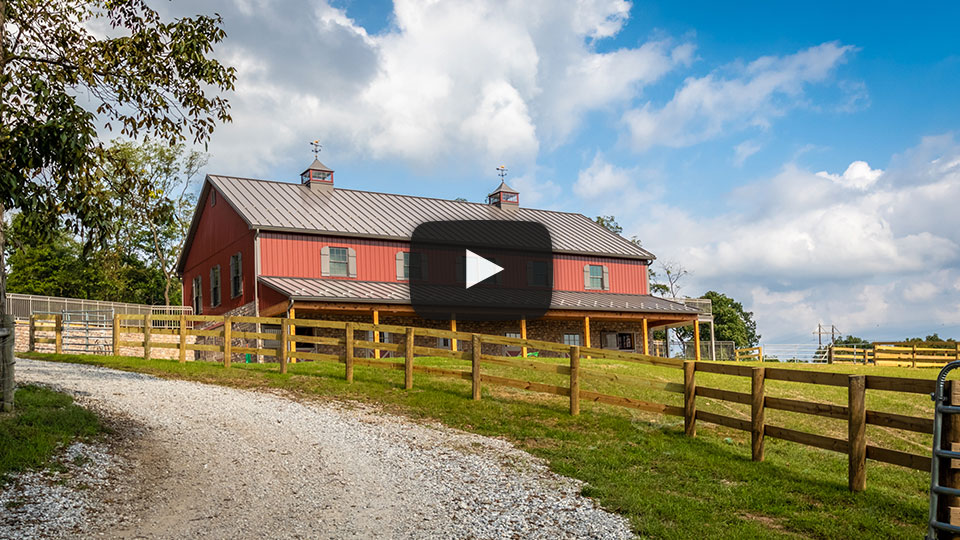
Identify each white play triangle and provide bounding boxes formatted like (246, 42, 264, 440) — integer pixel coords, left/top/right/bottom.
(464, 249, 504, 289)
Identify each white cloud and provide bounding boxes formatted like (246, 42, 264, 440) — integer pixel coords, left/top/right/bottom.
(816, 160, 883, 189)
(623, 42, 856, 151)
(610, 134, 960, 341)
(904, 281, 938, 301)
(573, 154, 634, 198)
(157, 0, 693, 175)
(733, 139, 762, 166)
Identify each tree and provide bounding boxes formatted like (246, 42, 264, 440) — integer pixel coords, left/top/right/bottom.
(6, 213, 170, 304)
(107, 141, 206, 305)
(699, 291, 760, 347)
(1, 0, 235, 411)
(834, 335, 871, 346)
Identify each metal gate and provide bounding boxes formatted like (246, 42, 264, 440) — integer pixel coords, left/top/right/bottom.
(928, 361, 960, 538)
(36, 309, 115, 355)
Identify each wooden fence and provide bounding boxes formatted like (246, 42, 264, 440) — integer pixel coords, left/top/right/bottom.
(27, 313, 952, 500)
(735, 346, 763, 361)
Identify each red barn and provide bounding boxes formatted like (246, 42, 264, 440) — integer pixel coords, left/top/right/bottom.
(176, 158, 704, 355)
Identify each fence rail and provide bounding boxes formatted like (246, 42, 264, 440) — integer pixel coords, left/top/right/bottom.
(7, 292, 191, 322)
(27, 313, 950, 502)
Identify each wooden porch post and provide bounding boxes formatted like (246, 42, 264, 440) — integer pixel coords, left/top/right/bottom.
(583, 316, 590, 347)
(289, 307, 296, 363)
(520, 317, 527, 358)
(641, 318, 649, 356)
(450, 317, 457, 351)
(373, 309, 380, 359)
(693, 320, 702, 361)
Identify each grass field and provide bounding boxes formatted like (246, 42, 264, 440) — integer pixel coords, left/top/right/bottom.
(20, 351, 943, 539)
(0, 384, 103, 485)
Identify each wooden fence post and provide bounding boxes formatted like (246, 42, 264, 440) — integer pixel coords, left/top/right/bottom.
(912, 344, 917, 368)
(939, 381, 960, 528)
(223, 317, 232, 368)
(178, 315, 187, 363)
(848, 374, 866, 492)
(344, 322, 354, 383)
(684, 361, 696, 437)
(404, 327, 415, 390)
(29, 315, 36, 352)
(569, 345, 580, 416)
(279, 318, 288, 374)
(751, 367, 765, 462)
(471, 334, 482, 401)
(54, 314, 63, 354)
(112, 314, 120, 356)
(143, 314, 152, 361)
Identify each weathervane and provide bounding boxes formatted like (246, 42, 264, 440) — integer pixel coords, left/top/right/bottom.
(496, 165, 508, 180)
(310, 140, 322, 159)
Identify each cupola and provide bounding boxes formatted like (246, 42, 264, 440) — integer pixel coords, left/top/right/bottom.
(487, 165, 519, 209)
(301, 140, 334, 193)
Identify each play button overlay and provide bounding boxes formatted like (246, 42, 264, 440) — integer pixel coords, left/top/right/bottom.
(409, 220, 553, 321)
(465, 249, 504, 289)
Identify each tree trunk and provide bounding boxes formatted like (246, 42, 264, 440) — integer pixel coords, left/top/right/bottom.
(0, 1, 13, 413)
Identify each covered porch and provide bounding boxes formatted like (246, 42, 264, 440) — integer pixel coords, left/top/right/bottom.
(258, 276, 708, 360)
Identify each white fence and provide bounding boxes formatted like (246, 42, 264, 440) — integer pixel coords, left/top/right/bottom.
(6, 292, 191, 322)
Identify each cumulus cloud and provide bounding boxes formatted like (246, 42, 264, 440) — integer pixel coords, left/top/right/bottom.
(606, 134, 960, 341)
(623, 42, 856, 151)
(157, 0, 693, 175)
(816, 160, 883, 189)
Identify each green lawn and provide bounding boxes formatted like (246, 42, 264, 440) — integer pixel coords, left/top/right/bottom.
(0, 384, 103, 485)
(20, 351, 940, 539)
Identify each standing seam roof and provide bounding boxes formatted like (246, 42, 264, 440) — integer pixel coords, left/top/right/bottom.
(208, 175, 655, 260)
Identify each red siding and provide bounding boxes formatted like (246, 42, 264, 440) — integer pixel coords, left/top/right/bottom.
(260, 233, 407, 281)
(260, 231, 648, 295)
(258, 281, 289, 312)
(553, 254, 647, 294)
(182, 184, 256, 315)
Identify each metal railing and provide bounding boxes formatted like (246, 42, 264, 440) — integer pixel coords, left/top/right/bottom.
(6, 292, 191, 321)
(675, 298, 712, 315)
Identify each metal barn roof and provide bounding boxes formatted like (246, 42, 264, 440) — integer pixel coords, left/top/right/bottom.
(206, 175, 655, 260)
(259, 276, 699, 315)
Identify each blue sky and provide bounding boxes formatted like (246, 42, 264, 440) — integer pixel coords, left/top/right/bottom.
(157, 0, 960, 343)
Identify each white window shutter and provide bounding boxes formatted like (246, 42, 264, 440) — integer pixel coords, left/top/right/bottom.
(347, 248, 357, 278)
(583, 264, 591, 289)
(602, 265, 610, 290)
(321, 246, 330, 277)
(396, 252, 405, 280)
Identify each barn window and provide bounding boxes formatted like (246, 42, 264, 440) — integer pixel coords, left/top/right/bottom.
(210, 190, 217, 206)
(329, 247, 349, 277)
(210, 265, 221, 307)
(527, 260, 549, 287)
(602, 332, 634, 351)
(192, 276, 202, 314)
(230, 253, 243, 298)
(563, 333, 582, 346)
(584, 264, 609, 290)
(396, 252, 423, 281)
(321, 246, 357, 278)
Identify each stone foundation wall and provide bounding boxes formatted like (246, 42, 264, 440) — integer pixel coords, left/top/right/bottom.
(285, 314, 651, 360)
(194, 301, 260, 363)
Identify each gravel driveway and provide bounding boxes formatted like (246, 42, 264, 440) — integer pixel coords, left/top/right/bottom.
(12, 359, 634, 539)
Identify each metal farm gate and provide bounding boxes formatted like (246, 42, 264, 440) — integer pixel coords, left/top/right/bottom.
(36, 309, 115, 355)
